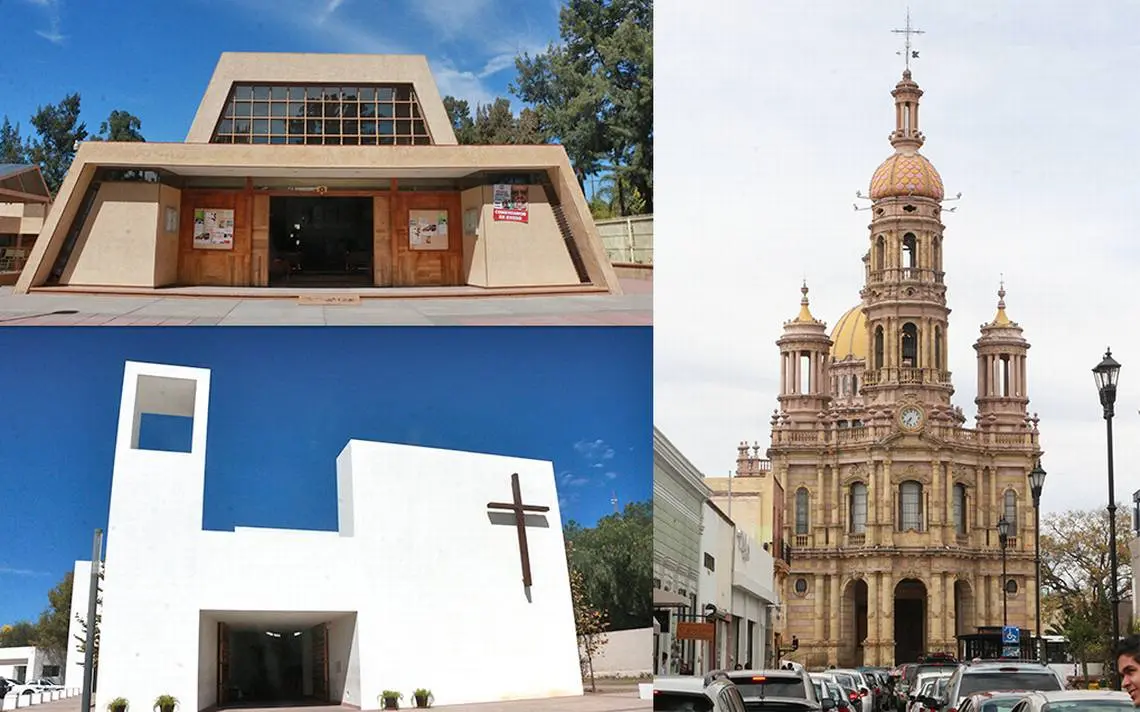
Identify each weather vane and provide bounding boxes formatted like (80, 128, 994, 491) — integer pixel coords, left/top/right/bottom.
(891, 6, 924, 72)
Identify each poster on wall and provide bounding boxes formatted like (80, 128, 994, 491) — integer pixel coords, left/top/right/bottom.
(492, 184, 529, 223)
(409, 210, 449, 251)
(192, 209, 235, 250)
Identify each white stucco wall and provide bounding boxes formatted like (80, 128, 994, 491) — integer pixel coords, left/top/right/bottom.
(731, 531, 777, 669)
(0, 647, 42, 682)
(85, 360, 583, 712)
(579, 627, 652, 678)
(64, 560, 94, 688)
(698, 503, 736, 673)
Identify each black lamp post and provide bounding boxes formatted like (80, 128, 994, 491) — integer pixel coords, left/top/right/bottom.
(998, 515, 1010, 631)
(1093, 348, 1122, 684)
(1028, 460, 1047, 664)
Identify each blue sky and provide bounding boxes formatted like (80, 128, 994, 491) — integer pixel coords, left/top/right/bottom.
(0, 326, 651, 625)
(2, 0, 563, 142)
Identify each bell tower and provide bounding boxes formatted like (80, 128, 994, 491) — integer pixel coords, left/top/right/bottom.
(776, 283, 832, 424)
(860, 69, 953, 412)
(974, 283, 1031, 431)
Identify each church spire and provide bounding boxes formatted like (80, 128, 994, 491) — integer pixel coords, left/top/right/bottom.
(888, 10, 926, 152)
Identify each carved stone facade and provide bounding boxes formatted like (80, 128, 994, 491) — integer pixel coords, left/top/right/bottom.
(736, 70, 1043, 668)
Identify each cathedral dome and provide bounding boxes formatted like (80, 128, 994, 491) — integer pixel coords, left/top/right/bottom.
(869, 151, 944, 200)
(830, 305, 866, 360)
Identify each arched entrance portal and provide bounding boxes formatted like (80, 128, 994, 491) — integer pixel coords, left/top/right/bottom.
(842, 578, 869, 667)
(954, 580, 976, 655)
(894, 578, 927, 664)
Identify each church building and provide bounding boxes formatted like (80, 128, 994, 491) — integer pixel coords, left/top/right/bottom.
(15, 53, 619, 296)
(732, 66, 1043, 667)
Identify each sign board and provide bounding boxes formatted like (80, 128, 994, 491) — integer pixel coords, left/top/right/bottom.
(676, 622, 715, 642)
(1002, 626, 1019, 644)
(492, 183, 529, 223)
(298, 294, 362, 306)
(409, 210, 449, 251)
(192, 208, 234, 250)
(1002, 644, 1020, 658)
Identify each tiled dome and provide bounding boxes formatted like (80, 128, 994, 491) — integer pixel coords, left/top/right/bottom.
(869, 151, 944, 200)
(829, 305, 866, 360)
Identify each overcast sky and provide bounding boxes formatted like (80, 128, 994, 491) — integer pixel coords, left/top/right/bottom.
(655, 1, 1140, 518)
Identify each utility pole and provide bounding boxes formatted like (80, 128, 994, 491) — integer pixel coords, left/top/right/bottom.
(80, 529, 103, 712)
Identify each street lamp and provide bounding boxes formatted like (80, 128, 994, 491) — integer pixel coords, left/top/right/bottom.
(1093, 348, 1122, 682)
(998, 515, 1010, 631)
(1028, 460, 1047, 664)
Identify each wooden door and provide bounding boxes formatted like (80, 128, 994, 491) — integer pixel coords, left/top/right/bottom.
(391, 192, 463, 287)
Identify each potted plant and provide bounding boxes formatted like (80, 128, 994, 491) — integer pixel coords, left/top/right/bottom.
(153, 695, 178, 712)
(380, 691, 402, 710)
(412, 688, 432, 708)
(108, 698, 129, 712)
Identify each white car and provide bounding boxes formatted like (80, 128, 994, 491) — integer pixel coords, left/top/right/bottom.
(654, 675, 748, 712)
(834, 669, 875, 712)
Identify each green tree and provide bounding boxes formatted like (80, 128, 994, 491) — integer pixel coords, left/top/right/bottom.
(0, 621, 37, 647)
(513, 0, 653, 213)
(568, 541, 608, 692)
(442, 96, 477, 144)
(97, 110, 145, 142)
(565, 500, 652, 631)
(31, 571, 73, 665)
(74, 566, 103, 670)
(0, 117, 28, 164)
(28, 93, 88, 195)
(443, 96, 545, 146)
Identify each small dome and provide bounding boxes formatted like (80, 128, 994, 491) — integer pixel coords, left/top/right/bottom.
(830, 305, 867, 360)
(869, 151, 944, 200)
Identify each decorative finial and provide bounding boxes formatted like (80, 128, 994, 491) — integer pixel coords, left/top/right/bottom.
(801, 280, 810, 305)
(892, 6, 924, 73)
(793, 280, 818, 323)
(998, 275, 1006, 309)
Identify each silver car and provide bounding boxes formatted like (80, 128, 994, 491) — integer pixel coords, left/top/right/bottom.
(1008, 690, 1133, 712)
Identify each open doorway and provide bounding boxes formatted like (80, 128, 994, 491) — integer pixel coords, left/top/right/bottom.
(269, 197, 373, 287)
(217, 622, 328, 708)
(894, 579, 927, 664)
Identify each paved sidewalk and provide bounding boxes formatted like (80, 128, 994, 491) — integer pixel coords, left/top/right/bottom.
(0, 279, 651, 327)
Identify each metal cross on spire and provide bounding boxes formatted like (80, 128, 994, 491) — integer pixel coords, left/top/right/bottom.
(892, 7, 924, 72)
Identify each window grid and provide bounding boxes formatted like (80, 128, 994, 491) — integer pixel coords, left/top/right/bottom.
(953, 484, 967, 534)
(795, 488, 810, 535)
(899, 481, 923, 531)
(1004, 490, 1018, 530)
(211, 84, 433, 146)
(850, 483, 868, 534)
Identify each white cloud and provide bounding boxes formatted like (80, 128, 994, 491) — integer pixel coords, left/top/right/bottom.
(574, 438, 616, 463)
(26, 0, 64, 45)
(0, 566, 50, 576)
(654, 0, 1140, 517)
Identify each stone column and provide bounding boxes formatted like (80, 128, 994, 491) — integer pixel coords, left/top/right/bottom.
(816, 465, 825, 542)
(879, 572, 893, 660)
(867, 574, 879, 665)
(814, 575, 825, 643)
(946, 574, 958, 654)
(930, 573, 944, 650)
(829, 574, 841, 664)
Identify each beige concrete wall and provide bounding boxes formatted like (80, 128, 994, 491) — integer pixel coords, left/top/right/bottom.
(597, 214, 653, 265)
(483, 185, 580, 287)
(579, 627, 652, 678)
(460, 186, 487, 286)
(155, 185, 182, 287)
(0, 202, 47, 236)
(65, 182, 161, 287)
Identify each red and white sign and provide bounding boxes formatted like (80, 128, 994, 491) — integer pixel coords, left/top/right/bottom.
(492, 184, 529, 223)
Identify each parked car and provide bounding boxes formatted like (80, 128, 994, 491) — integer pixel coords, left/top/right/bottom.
(717, 668, 821, 712)
(1009, 690, 1133, 712)
(953, 690, 1034, 712)
(812, 674, 856, 712)
(941, 662, 1065, 712)
(834, 670, 876, 712)
(655, 675, 748, 712)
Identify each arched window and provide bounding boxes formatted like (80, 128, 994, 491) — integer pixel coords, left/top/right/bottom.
(899, 481, 924, 531)
(1004, 490, 1018, 531)
(901, 322, 919, 367)
(935, 326, 944, 370)
(852, 375, 859, 394)
(933, 237, 942, 272)
(874, 326, 885, 369)
(849, 483, 868, 534)
(875, 236, 885, 271)
(953, 483, 967, 535)
(795, 488, 810, 535)
(903, 233, 918, 270)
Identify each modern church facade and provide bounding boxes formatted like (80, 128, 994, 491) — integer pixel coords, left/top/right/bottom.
(65, 361, 584, 711)
(15, 53, 620, 295)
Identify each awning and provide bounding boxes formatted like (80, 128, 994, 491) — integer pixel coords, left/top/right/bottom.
(654, 589, 690, 607)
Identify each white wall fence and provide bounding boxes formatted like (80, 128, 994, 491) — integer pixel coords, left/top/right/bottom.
(580, 626, 653, 678)
(596, 215, 653, 265)
(0, 688, 82, 710)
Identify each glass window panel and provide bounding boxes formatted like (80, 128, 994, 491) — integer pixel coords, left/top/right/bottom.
(288, 86, 305, 101)
(377, 103, 394, 118)
(379, 135, 395, 145)
(411, 103, 421, 118)
(252, 86, 270, 100)
(223, 104, 235, 119)
(270, 86, 287, 101)
(359, 103, 376, 118)
(253, 102, 269, 117)
(232, 135, 250, 144)
(252, 134, 269, 144)
(252, 119, 269, 134)
(323, 136, 341, 145)
(213, 135, 233, 144)
(359, 87, 376, 101)
(323, 87, 340, 100)
(234, 102, 252, 116)
(287, 135, 305, 145)
(325, 120, 342, 134)
(396, 120, 412, 135)
(343, 120, 358, 134)
(288, 119, 306, 135)
(342, 87, 358, 101)
(235, 86, 253, 100)
(271, 103, 287, 117)
(289, 103, 306, 118)
(269, 135, 287, 145)
(395, 86, 411, 101)
(360, 135, 377, 145)
(306, 86, 323, 100)
(395, 135, 412, 145)
(360, 120, 377, 135)
(323, 102, 340, 118)
(270, 119, 286, 134)
(218, 119, 234, 133)
(342, 135, 359, 145)
(395, 103, 411, 118)
(234, 119, 251, 133)
(377, 87, 395, 101)
(413, 120, 426, 136)
(342, 103, 357, 118)
(307, 119, 323, 134)
(379, 120, 395, 135)
(413, 135, 431, 145)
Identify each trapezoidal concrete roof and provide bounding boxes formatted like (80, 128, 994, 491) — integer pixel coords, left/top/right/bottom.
(185, 52, 457, 145)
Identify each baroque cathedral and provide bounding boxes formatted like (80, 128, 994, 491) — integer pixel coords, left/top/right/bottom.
(737, 67, 1044, 667)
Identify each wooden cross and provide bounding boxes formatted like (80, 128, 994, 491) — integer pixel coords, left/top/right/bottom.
(487, 473, 550, 588)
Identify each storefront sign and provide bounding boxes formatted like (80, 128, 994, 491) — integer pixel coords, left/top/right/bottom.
(676, 622, 715, 641)
(492, 184, 529, 223)
(192, 209, 234, 250)
(409, 210, 449, 251)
